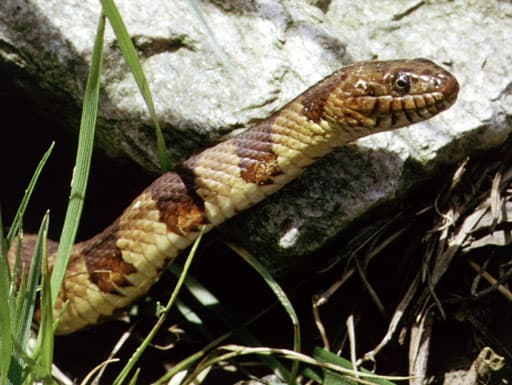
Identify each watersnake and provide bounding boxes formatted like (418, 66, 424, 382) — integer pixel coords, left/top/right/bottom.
(8, 58, 459, 334)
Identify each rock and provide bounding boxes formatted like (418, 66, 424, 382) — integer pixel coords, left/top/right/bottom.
(0, 0, 346, 170)
(1, 0, 511, 273)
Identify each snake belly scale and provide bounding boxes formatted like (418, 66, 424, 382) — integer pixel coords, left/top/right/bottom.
(8, 59, 459, 334)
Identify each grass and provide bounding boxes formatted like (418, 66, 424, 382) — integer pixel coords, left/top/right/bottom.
(49, 11, 105, 309)
(0, 1, 409, 384)
(100, 0, 170, 172)
(0, 148, 53, 385)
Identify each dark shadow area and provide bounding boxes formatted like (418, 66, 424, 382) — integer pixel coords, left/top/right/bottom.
(0, 63, 153, 242)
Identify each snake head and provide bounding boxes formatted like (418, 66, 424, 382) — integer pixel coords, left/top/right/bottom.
(304, 58, 459, 137)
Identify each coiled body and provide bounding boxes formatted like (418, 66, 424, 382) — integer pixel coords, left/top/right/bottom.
(9, 59, 459, 334)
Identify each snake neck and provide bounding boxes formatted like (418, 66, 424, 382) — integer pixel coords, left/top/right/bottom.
(184, 99, 342, 226)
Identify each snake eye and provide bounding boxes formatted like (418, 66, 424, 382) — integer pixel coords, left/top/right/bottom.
(393, 73, 411, 94)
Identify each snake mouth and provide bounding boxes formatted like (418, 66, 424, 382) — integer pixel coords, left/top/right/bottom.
(328, 94, 449, 132)
(342, 90, 456, 130)
(378, 92, 454, 128)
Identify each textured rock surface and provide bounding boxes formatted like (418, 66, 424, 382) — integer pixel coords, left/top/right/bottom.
(1, 0, 512, 272)
(0, 0, 346, 169)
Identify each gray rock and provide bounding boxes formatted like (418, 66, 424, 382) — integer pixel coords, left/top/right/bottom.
(1, 0, 346, 169)
(1, 0, 511, 273)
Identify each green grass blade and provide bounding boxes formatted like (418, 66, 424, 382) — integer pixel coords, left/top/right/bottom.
(215, 346, 407, 383)
(0, 206, 4, 257)
(5, 143, 54, 249)
(31, 215, 54, 383)
(153, 333, 229, 385)
(50, 13, 105, 305)
(6, 213, 50, 385)
(226, 243, 301, 384)
(127, 368, 140, 385)
(15, 214, 49, 350)
(303, 347, 398, 385)
(0, 142, 54, 385)
(100, 0, 170, 172)
(0, 212, 11, 385)
(5, 243, 26, 385)
(113, 227, 205, 385)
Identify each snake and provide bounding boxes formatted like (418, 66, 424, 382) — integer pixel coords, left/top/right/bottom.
(8, 59, 459, 334)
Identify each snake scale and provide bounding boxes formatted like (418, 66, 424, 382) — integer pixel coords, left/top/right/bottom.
(8, 59, 459, 334)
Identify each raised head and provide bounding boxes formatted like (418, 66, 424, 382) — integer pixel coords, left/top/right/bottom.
(302, 58, 459, 138)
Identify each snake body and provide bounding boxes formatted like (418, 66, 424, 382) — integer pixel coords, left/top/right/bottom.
(9, 59, 459, 334)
